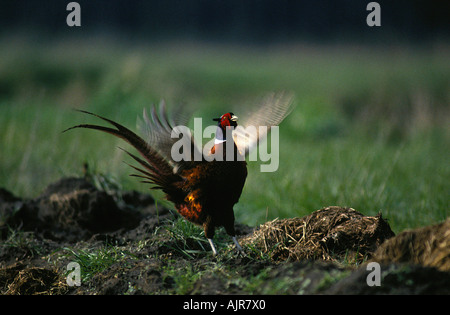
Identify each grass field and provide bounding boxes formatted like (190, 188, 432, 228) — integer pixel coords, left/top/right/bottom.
(0, 39, 448, 233)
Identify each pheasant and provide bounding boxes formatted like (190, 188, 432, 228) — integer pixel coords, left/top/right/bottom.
(64, 93, 293, 255)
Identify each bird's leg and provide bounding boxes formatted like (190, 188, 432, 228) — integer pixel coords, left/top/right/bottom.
(204, 218, 218, 255)
(208, 238, 218, 256)
(232, 236, 242, 251)
(232, 236, 246, 256)
(223, 218, 246, 256)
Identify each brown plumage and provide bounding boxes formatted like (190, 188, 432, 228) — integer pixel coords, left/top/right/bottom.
(64, 93, 293, 254)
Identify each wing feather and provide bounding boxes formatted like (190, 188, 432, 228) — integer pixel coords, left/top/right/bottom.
(232, 92, 294, 156)
(139, 101, 204, 173)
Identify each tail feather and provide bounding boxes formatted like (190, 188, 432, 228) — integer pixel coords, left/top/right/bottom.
(120, 148, 178, 190)
(64, 110, 180, 192)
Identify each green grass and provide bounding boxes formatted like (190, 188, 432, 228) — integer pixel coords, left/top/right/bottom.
(0, 39, 448, 233)
(164, 217, 212, 258)
(163, 217, 246, 259)
(1, 228, 43, 258)
(62, 245, 136, 282)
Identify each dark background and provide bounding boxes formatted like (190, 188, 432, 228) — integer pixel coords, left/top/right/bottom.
(1, 0, 448, 44)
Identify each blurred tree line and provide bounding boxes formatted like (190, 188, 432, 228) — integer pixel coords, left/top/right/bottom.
(0, 0, 448, 43)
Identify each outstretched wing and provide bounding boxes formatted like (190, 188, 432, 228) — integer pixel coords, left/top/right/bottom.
(232, 92, 294, 156)
(139, 100, 204, 173)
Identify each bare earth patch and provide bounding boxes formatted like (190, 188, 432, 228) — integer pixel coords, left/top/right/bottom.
(1, 177, 449, 294)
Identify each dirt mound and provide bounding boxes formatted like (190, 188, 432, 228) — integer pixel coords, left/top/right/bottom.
(0, 177, 153, 242)
(372, 218, 450, 271)
(326, 263, 450, 294)
(0, 263, 67, 295)
(242, 206, 395, 262)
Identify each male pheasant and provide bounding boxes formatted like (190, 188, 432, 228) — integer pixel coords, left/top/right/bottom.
(65, 93, 293, 255)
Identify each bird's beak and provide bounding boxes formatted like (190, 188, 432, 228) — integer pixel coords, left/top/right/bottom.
(230, 115, 238, 122)
(213, 117, 221, 122)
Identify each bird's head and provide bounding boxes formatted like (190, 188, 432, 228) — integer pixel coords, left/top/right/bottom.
(213, 112, 238, 129)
